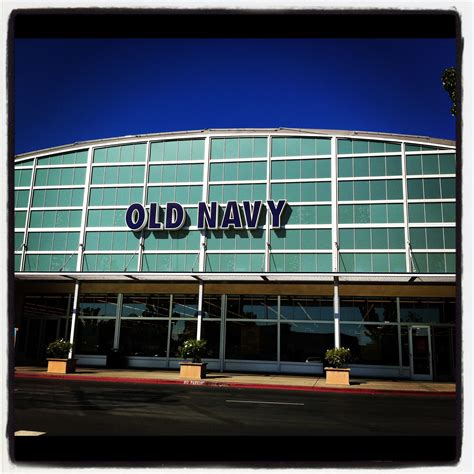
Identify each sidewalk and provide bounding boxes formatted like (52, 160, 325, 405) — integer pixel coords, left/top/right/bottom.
(14, 365, 456, 396)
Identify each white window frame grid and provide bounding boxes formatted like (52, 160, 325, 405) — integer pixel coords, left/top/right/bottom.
(14, 131, 456, 275)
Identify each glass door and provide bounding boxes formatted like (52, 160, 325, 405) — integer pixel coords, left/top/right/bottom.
(409, 326, 433, 381)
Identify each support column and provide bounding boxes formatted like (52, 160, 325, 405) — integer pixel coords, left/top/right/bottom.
(333, 276, 340, 348)
(68, 281, 80, 359)
(196, 280, 204, 340)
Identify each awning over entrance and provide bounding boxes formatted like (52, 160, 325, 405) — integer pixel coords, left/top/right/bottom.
(14, 272, 456, 284)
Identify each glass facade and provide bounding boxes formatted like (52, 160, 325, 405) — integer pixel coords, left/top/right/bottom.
(16, 291, 456, 377)
(14, 132, 456, 275)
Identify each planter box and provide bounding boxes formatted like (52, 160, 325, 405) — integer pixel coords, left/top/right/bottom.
(179, 362, 207, 380)
(325, 367, 350, 386)
(47, 358, 77, 374)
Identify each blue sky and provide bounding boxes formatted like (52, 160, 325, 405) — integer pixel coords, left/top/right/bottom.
(14, 38, 456, 155)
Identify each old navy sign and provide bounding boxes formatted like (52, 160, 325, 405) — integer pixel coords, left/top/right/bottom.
(125, 200, 287, 231)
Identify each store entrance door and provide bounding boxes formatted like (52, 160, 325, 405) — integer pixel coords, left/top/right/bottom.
(409, 326, 433, 381)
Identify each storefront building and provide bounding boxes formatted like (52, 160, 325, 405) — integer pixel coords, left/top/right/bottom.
(13, 128, 457, 380)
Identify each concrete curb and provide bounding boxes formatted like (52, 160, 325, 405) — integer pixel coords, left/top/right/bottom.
(14, 372, 456, 397)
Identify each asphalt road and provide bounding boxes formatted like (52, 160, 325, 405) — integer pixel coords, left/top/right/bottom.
(11, 378, 459, 464)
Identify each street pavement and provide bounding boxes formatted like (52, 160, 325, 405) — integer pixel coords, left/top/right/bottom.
(14, 365, 457, 395)
(11, 376, 460, 465)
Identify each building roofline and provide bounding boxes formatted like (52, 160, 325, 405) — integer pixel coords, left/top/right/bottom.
(15, 127, 456, 160)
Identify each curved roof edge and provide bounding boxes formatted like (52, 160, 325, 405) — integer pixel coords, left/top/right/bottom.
(15, 127, 456, 160)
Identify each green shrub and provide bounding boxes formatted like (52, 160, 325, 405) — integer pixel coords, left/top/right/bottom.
(178, 339, 207, 363)
(46, 338, 73, 359)
(324, 347, 351, 368)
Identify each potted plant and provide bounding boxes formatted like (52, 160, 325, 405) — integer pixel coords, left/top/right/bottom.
(46, 338, 76, 374)
(178, 339, 208, 380)
(324, 347, 351, 385)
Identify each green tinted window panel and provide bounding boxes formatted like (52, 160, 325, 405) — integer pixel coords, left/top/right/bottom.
(388, 228, 405, 249)
(25, 253, 77, 272)
(28, 232, 79, 251)
(340, 253, 405, 272)
(354, 253, 372, 272)
(406, 155, 423, 175)
(386, 204, 403, 223)
(300, 159, 316, 178)
(386, 142, 402, 153)
(425, 203, 443, 223)
(142, 253, 199, 272)
(254, 138, 268, 157)
(315, 139, 331, 155)
(239, 138, 253, 158)
(15, 211, 27, 228)
(369, 228, 387, 249)
(339, 229, 354, 249)
(389, 253, 406, 272)
(299, 183, 313, 201)
(144, 230, 201, 251)
(337, 139, 352, 154)
(353, 180, 369, 200)
(225, 139, 239, 159)
(209, 163, 223, 181)
(339, 253, 355, 272)
(445, 253, 456, 272)
(370, 180, 386, 200)
(422, 154, 439, 175)
(87, 209, 125, 228)
(444, 227, 456, 249)
(423, 179, 441, 199)
(386, 156, 402, 175)
(177, 140, 191, 161)
(386, 180, 403, 200)
(163, 141, 178, 161)
(372, 253, 390, 272)
(426, 227, 444, 249)
(338, 157, 352, 177)
(368, 141, 385, 153)
(301, 138, 316, 156)
(83, 253, 138, 272)
(207, 253, 265, 273)
(353, 140, 369, 154)
(316, 159, 331, 178)
(355, 204, 371, 223)
(15, 169, 33, 187)
(316, 182, 331, 201)
(269, 253, 331, 272)
(353, 157, 369, 177)
(15, 159, 34, 168)
(15, 254, 22, 271)
(442, 203, 456, 222)
(369, 157, 385, 176)
(338, 181, 353, 201)
(441, 178, 456, 199)
(177, 163, 192, 182)
(33, 188, 84, 208)
(406, 144, 448, 152)
(428, 253, 447, 273)
(408, 204, 425, 223)
(271, 161, 285, 180)
(150, 142, 164, 161)
(286, 138, 301, 156)
(211, 139, 225, 159)
(439, 153, 456, 174)
(355, 228, 371, 249)
(15, 190, 29, 208)
(271, 137, 286, 157)
(14, 232, 25, 250)
(338, 205, 353, 224)
(409, 227, 426, 249)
